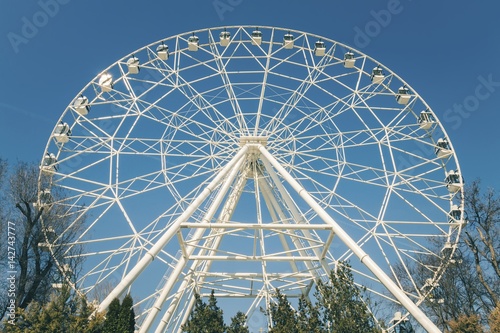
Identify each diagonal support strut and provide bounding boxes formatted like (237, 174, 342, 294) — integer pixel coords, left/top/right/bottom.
(257, 144, 441, 333)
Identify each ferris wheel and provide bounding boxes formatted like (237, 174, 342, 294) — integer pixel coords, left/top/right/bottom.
(38, 26, 464, 333)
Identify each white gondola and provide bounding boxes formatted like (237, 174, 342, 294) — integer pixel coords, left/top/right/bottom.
(156, 43, 169, 60)
(371, 66, 384, 84)
(251, 29, 262, 46)
(38, 242, 51, 252)
(448, 204, 462, 223)
(52, 283, 64, 289)
(441, 241, 458, 263)
(343, 51, 355, 68)
(127, 56, 140, 74)
(98, 72, 113, 92)
(73, 95, 90, 115)
(43, 226, 57, 242)
(283, 33, 294, 49)
(62, 264, 72, 274)
(314, 40, 325, 56)
(396, 86, 411, 105)
(418, 110, 435, 130)
(38, 189, 53, 208)
(445, 170, 462, 193)
(435, 138, 452, 159)
(34, 189, 52, 210)
(188, 35, 199, 51)
(41, 153, 57, 173)
(220, 30, 231, 46)
(390, 312, 414, 333)
(54, 122, 71, 143)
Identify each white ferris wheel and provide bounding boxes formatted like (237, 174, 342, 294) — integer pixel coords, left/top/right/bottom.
(38, 26, 464, 333)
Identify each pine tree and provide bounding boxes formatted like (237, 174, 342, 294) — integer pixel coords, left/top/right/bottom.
(182, 290, 225, 333)
(102, 298, 121, 333)
(118, 294, 135, 333)
(206, 290, 225, 333)
(2, 286, 104, 333)
(227, 311, 249, 333)
(316, 263, 380, 333)
(267, 289, 298, 333)
(297, 294, 324, 333)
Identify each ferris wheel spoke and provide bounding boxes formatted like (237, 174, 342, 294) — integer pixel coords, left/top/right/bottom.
(207, 29, 249, 134)
(264, 41, 338, 136)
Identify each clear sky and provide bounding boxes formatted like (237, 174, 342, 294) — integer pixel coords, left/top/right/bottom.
(1, 1, 500, 191)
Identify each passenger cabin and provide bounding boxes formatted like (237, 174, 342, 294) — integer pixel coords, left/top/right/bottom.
(37, 189, 52, 208)
(220, 30, 231, 46)
(448, 205, 462, 223)
(445, 170, 462, 193)
(371, 66, 384, 84)
(156, 43, 169, 60)
(396, 86, 411, 105)
(74, 96, 90, 116)
(343, 51, 355, 68)
(418, 110, 435, 130)
(188, 35, 199, 51)
(441, 241, 458, 263)
(98, 72, 113, 92)
(314, 40, 326, 56)
(251, 29, 262, 46)
(283, 33, 294, 49)
(435, 138, 452, 159)
(41, 153, 57, 173)
(43, 226, 56, 242)
(391, 312, 415, 333)
(38, 242, 51, 252)
(127, 56, 140, 74)
(54, 122, 71, 143)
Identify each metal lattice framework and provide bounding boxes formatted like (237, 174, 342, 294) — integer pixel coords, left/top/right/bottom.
(38, 26, 464, 332)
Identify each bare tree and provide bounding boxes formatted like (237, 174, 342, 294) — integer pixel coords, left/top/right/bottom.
(1, 161, 84, 321)
(394, 179, 500, 331)
(462, 179, 500, 312)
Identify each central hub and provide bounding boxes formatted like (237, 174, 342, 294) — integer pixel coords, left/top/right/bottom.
(239, 136, 268, 147)
(240, 136, 267, 162)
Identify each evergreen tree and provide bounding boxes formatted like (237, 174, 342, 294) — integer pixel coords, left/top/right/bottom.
(182, 291, 225, 333)
(267, 289, 298, 333)
(118, 294, 135, 333)
(227, 311, 249, 333)
(297, 294, 324, 333)
(206, 290, 225, 333)
(316, 263, 380, 333)
(102, 298, 121, 333)
(2, 285, 104, 333)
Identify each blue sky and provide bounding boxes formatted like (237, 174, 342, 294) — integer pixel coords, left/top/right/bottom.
(1, 1, 500, 191)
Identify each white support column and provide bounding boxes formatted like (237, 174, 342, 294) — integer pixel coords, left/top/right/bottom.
(139, 154, 247, 333)
(96, 146, 249, 315)
(259, 155, 333, 284)
(257, 145, 441, 333)
(156, 160, 250, 333)
(258, 174, 319, 285)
